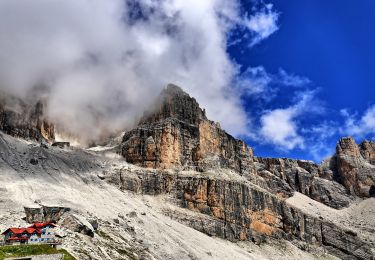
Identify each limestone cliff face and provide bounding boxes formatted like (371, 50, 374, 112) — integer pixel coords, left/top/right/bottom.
(332, 137, 375, 197)
(121, 84, 254, 174)
(0, 95, 54, 142)
(104, 168, 374, 260)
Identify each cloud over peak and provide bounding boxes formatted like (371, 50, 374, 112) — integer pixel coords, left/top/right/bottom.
(0, 0, 276, 143)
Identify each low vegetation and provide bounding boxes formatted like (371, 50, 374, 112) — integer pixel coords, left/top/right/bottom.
(0, 244, 76, 260)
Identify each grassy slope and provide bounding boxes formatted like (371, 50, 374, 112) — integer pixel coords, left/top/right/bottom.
(0, 244, 76, 260)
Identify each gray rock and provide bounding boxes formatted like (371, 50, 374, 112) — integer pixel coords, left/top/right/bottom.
(24, 206, 43, 223)
(60, 214, 95, 237)
(24, 205, 70, 223)
(330, 137, 375, 197)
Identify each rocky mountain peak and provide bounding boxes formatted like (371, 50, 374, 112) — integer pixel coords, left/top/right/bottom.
(138, 84, 207, 126)
(122, 84, 254, 173)
(336, 137, 361, 157)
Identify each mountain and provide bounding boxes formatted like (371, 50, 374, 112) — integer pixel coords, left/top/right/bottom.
(0, 85, 374, 259)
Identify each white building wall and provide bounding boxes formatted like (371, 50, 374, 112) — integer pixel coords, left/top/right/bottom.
(28, 234, 40, 244)
(40, 227, 55, 243)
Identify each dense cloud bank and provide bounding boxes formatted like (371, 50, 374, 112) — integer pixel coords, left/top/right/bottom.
(0, 0, 279, 143)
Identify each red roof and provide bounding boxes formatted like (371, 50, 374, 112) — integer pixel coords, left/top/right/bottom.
(2, 222, 56, 235)
(3, 227, 40, 235)
(8, 228, 24, 234)
(28, 222, 56, 229)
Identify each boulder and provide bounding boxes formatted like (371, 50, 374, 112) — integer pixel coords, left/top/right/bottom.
(24, 205, 70, 223)
(43, 206, 71, 222)
(24, 206, 44, 223)
(60, 214, 95, 237)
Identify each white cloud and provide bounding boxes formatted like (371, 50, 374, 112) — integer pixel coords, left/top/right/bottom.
(260, 107, 304, 150)
(277, 69, 311, 87)
(301, 121, 338, 162)
(236, 66, 272, 95)
(259, 90, 316, 150)
(341, 105, 375, 138)
(0, 0, 263, 144)
(235, 66, 311, 101)
(244, 4, 279, 47)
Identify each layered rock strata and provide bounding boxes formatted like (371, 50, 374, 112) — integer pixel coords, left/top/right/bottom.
(103, 168, 374, 260)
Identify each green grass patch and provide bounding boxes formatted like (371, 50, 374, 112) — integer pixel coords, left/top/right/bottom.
(0, 244, 76, 260)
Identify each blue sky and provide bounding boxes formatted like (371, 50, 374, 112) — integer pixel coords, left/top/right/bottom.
(229, 0, 375, 161)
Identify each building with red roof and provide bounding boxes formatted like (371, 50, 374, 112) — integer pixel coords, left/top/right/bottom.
(2, 222, 57, 245)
